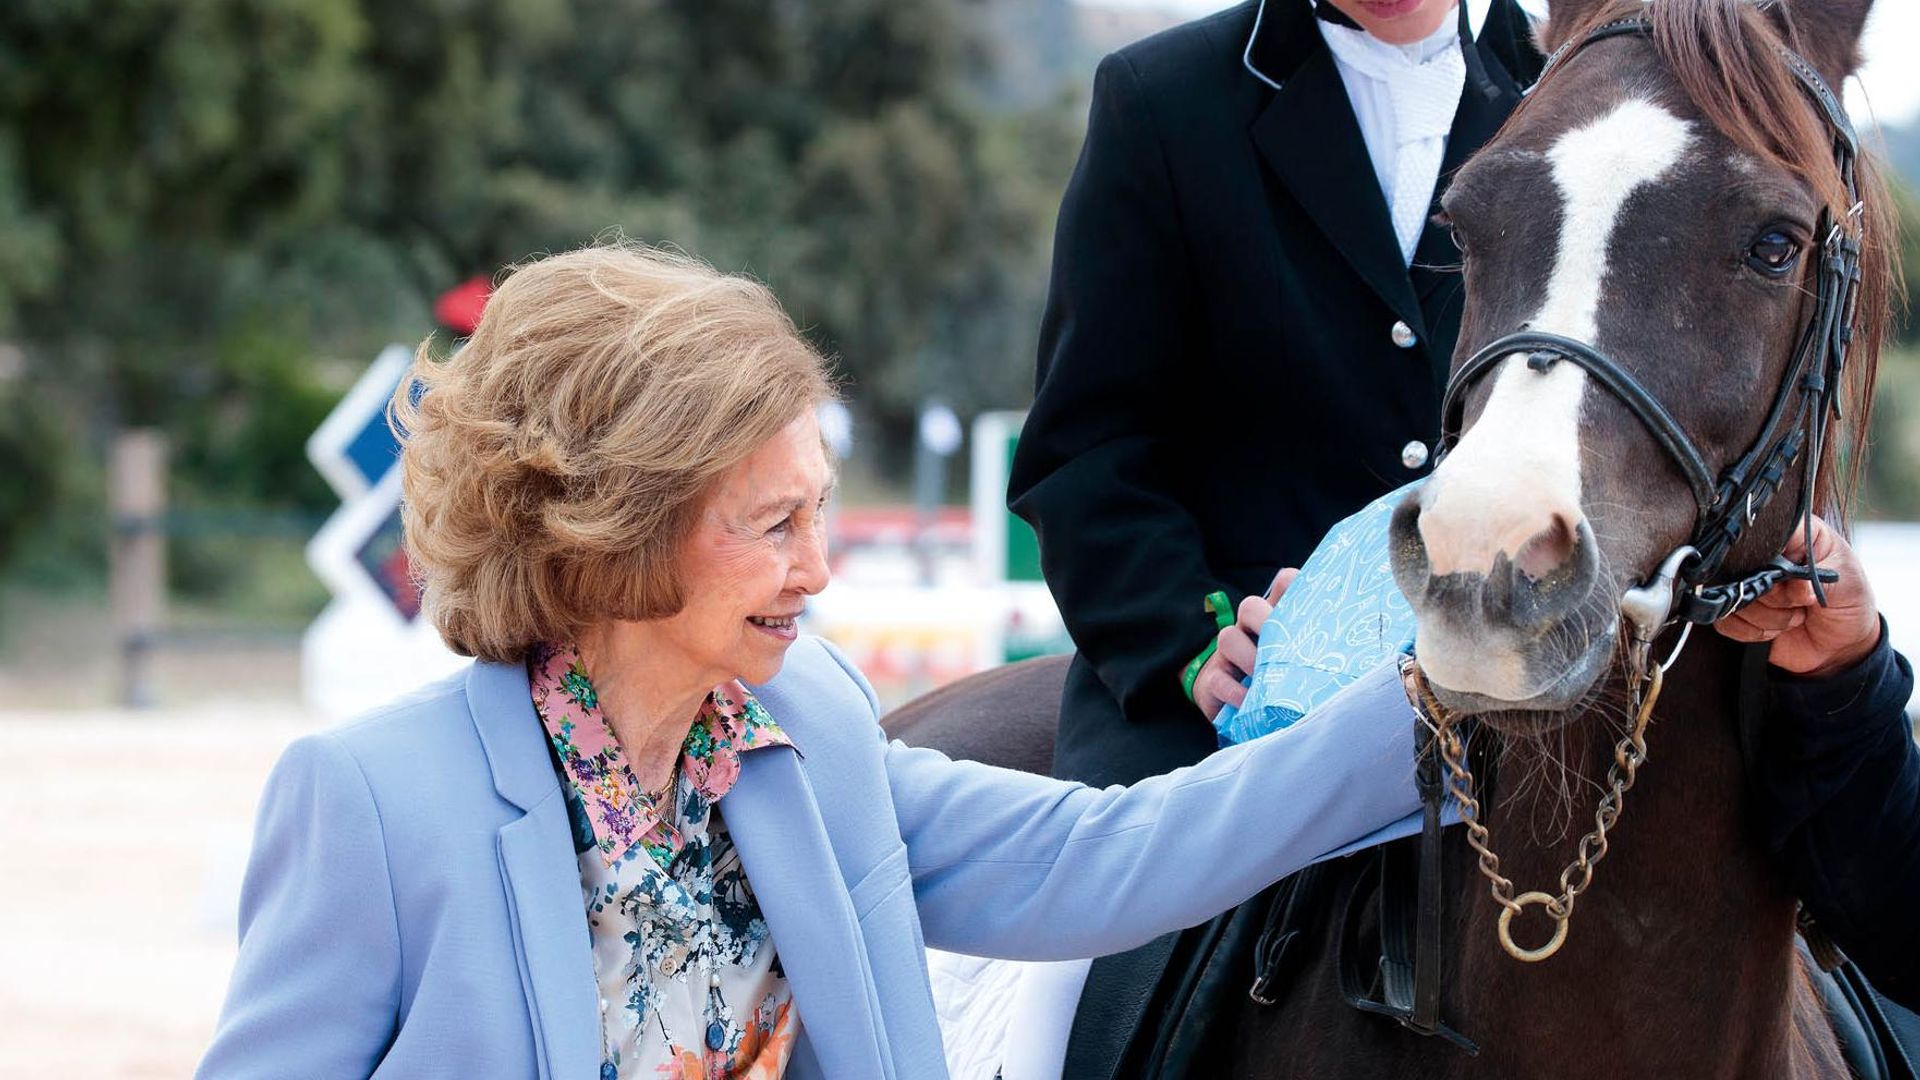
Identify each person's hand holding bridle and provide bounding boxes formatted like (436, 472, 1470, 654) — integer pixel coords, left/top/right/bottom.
(1714, 515, 1883, 679)
(1194, 568, 1298, 722)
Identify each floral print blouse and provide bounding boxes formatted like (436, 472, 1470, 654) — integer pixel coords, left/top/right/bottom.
(529, 642, 800, 1080)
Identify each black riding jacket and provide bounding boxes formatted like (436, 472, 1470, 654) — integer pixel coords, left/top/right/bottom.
(1757, 625, 1920, 1010)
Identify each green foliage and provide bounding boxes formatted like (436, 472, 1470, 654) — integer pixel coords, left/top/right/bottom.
(1, 0, 368, 417)
(0, 0, 1082, 594)
(1860, 175, 1920, 518)
(173, 314, 337, 513)
(1891, 178, 1919, 344)
(1863, 347, 1920, 520)
(0, 405, 106, 594)
(0, 370, 63, 570)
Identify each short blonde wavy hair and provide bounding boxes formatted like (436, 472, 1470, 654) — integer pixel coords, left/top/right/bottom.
(391, 243, 835, 663)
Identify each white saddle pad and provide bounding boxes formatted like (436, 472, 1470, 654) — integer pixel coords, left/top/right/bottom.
(926, 949, 1091, 1080)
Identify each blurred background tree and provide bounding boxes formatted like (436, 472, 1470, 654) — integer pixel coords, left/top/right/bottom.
(1863, 125, 1920, 520)
(0, 0, 1088, 618)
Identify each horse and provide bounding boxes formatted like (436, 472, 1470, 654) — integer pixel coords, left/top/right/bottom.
(886, 0, 1899, 1075)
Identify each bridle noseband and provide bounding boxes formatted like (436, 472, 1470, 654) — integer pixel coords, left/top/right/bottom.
(1436, 14, 1861, 662)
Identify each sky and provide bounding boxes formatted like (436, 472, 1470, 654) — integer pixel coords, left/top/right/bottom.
(1079, 0, 1920, 128)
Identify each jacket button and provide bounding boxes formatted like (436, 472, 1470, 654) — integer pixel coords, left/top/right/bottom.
(1390, 321, 1417, 349)
(1401, 440, 1430, 470)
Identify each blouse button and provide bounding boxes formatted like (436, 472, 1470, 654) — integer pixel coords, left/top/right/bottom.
(709, 970, 723, 989)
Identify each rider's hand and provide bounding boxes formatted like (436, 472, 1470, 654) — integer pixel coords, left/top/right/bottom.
(1714, 515, 1882, 679)
(1194, 568, 1298, 722)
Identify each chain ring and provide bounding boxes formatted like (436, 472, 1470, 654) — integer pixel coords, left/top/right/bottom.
(1497, 891, 1572, 962)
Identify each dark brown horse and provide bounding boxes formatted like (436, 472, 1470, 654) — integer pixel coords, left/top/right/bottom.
(887, 0, 1897, 1075)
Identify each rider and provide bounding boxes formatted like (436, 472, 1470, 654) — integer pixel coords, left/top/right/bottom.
(1012, 0, 1545, 791)
(1011, 0, 1918, 1026)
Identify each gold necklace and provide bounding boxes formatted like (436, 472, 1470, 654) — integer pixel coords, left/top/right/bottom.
(642, 767, 677, 809)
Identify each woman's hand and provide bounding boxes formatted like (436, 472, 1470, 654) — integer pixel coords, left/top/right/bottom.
(1194, 568, 1298, 721)
(1714, 515, 1882, 678)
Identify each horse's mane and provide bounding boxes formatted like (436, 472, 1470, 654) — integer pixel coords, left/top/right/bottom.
(1522, 0, 1898, 527)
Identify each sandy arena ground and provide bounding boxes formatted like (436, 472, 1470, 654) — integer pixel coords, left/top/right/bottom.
(0, 698, 320, 1078)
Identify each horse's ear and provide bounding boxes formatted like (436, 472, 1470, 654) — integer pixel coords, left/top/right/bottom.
(1534, 0, 1617, 55)
(1772, 0, 1874, 87)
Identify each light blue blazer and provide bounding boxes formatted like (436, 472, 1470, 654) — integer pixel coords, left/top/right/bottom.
(199, 636, 1421, 1080)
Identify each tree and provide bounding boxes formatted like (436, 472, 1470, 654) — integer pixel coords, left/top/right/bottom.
(0, 0, 369, 422)
(0, 0, 1082, 587)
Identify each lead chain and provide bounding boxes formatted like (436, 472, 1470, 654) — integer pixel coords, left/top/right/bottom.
(1411, 663, 1664, 962)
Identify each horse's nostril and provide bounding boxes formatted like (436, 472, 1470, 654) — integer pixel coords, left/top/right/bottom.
(1514, 513, 1579, 581)
(1388, 490, 1437, 610)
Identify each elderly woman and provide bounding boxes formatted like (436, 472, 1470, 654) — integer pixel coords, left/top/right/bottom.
(196, 245, 1426, 1080)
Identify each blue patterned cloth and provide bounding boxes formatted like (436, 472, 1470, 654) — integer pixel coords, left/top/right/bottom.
(1215, 482, 1423, 746)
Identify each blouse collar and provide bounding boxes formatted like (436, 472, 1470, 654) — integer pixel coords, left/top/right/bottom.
(527, 641, 793, 867)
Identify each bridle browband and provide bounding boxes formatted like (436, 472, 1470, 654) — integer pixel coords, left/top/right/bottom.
(1436, 13, 1862, 648)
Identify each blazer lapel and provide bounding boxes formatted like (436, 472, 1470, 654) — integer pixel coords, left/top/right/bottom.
(1248, 0, 1425, 337)
(467, 660, 601, 1080)
(722, 744, 893, 1080)
(498, 802, 602, 1079)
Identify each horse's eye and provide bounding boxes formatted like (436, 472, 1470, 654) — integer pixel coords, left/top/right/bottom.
(1745, 231, 1799, 275)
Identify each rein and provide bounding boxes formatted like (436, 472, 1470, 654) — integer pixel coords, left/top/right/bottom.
(1410, 12, 1865, 966)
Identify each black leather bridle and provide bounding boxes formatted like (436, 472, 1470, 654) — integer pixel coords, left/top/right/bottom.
(1436, 13, 1862, 637)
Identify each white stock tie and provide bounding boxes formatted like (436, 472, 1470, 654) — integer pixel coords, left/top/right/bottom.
(1320, 20, 1468, 263)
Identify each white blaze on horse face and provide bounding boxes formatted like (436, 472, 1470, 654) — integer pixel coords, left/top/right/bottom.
(1422, 99, 1695, 575)
(1415, 98, 1693, 698)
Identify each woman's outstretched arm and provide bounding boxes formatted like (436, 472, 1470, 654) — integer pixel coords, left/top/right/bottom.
(867, 659, 1421, 961)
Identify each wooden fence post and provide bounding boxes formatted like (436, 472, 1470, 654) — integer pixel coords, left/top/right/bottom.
(110, 429, 167, 708)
